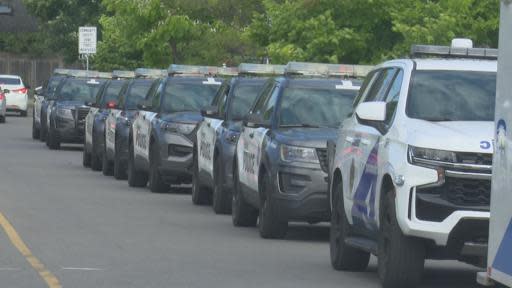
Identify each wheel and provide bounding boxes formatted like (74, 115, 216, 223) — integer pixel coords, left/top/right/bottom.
(32, 114, 40, 139)
(47, 124, 60, 150)
(378, 186, 425, 288)
(212, 156, 231, 214)
(127, 141, 148, 187)
(113, 135, 127, 180)
(82, 145, 91, 168)
(20, 110, 27, 117)
(232, 162, 258, 227)
(102, 145, 114, 176)
(0, 116, 5, 123)
(40, 114, 47, 142)
(191, 152, 211, 205)
(148, 143, 169, 193)
(258, 169, 288, 239)
(330, 178, 370, 271)
(90, 132, 102, 171)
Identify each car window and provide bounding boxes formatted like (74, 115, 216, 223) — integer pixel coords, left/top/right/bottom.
(363, 68, 396, 103)
(100, 80, 125, 108)
(407, 70, 496, 121)
(161, 81, 220, 113)
(46, 77, 63, 98)
(255, 85, 279, 122)
(279, 87, 357, 128)
(383, 69, 404, 125)
(151, 82, 164, 111)
(228, 83, 266, 121)
(0, 77, 21, 85)
(144, 79, 161, 109)
(124, 79, 154, 110)
(353, 70, 379, 108)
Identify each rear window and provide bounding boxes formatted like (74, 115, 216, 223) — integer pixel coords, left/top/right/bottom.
(0, 77, 21, 85)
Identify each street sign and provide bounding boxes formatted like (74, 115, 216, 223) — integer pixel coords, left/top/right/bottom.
(79, 27, 97, 55)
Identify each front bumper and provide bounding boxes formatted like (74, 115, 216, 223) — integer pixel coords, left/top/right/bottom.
(158, 131, 196, 183)
(6, 93, 28, 111)
(54, 117, 85, 143)
(272, 163, 330, 223)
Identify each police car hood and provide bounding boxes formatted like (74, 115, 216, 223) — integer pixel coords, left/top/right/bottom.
(274, 127, 337, 148)
(407, 120, 494, 153)
(161, 111, 202, 124)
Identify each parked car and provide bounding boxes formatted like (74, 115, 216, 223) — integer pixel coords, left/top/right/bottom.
(329, 39, 496, 288)
(128, 65, 224, 192)
(193, 63, 284, 213)
(0, 74, 29, 117)
(232, 62, 366, 239)
(0, 87, 7, 123)
(102, 69, 166, 180)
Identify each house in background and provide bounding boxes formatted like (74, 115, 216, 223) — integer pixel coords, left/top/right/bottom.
(0, 0, 38, 33)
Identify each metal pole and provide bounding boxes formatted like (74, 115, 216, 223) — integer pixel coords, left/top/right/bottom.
(86, 54, 89, 71)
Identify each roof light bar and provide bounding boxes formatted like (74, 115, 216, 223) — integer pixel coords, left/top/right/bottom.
(97, 72, 113, 79)
(168, 64, 219, 76)
(67, 70, 100, 78)
(54, 68, 72, 75)
(135, 68, 167, 78)
(411, 39, 498, 60)
(217, 67, 239, 77)
(238, 63, 286, 76)
(112, 70, 135, 79)
(285, 62, 373, 78)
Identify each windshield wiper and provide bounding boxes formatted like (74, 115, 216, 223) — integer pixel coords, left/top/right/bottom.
(280, 123, 321, 128)
(421, 117, 455, 122)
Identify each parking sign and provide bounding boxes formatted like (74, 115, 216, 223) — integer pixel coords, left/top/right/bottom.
(79, 27, 97, 54)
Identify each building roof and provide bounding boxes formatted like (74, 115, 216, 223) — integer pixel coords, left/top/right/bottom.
(0, 0, 38, 33)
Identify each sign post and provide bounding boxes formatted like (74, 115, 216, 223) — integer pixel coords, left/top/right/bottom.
(78, 27, 97, 71)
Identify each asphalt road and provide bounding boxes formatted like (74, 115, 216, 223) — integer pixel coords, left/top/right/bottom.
(0, 115, 483, 288)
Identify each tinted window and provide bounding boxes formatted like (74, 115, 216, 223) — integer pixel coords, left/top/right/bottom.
(228, 83, 266, 121)
(161, 82, 220, 113)
(384, 70, 404, 125)
(100, 81, 125, 108)
(254, 85, 279, 121)
(125, 79, 154, 110)
(279, 87, 357, 128)
(363, 68, 396, 102)
(0, 77, 21, 85)
(47, 77, 64, 98)
(57, 78, 106, 102)
(353, 70, 379, 108)
(407, 71, 496, 121)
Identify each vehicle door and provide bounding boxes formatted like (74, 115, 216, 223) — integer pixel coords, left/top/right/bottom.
(34, 80, 48, 124)
(85, 82, 106, 147)
(348, 67, 403, 232)
(198, 83, 229, 179)
(106, 83, 129, 154)
(138, 79, 161, 161)
(237, 81, 278, 202)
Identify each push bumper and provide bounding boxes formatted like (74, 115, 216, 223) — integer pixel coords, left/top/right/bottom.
(54, 117, 85, 143)
(158, 131, 196, 183)
(272, 163, 330, 223)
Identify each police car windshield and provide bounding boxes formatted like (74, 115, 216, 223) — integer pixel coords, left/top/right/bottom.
(47, 76, 64, 98)
(100, 80, 125, 108)
(57, 78, 106, 102)
(279, 87, 357, 128)
(407, 70, 496, 121)
(125, 80, 153, 110)
(229, 83, 266, 121)
(162, 82, 220, 113)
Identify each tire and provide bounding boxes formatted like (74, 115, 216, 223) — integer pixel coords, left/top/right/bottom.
(0, 116, 5, 123)
(127, 141, 148, 187)
(20, 110, 27, 117)
(212, 156, 231, 214)
(148, 143, 169, 193)
(32, 114, 40, 139)
(47, 124, 60, 150)
(232, 162, 258, 227)
(330, 178, 370, 271)
(258, 169, 288, 239)
(378, 186, 425, 288)
(191, 152, 211, 205)
(102, 145, 114, 176)
(82, 146, 91, 168)
(90, 133, 102, 171)
(40, 115, 47, 142)
(113, 136, 127, 180)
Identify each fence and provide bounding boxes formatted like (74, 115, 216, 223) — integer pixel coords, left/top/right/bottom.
(0, 52, 64, 88)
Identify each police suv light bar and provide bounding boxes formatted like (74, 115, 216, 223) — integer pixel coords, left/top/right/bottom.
(54, 68, 72, 75)
(168, 64, 220, 76)
(411, 38, 498, 60)
(285, 62, 373, 78)
(238, 64, 286, 76)
(97, 72, 113, 79)
(217, 67, 239, 77)
(135, 68, 167, 78)
(67, 70, 100, 78)
(112, 70, 135, 79)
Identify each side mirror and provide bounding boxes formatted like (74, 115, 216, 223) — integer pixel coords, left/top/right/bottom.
(355, 102, 386, 122)
(106, 101, 117, 109)
(243, 114, 268, 128)
(137, 103, 152, 111)
(200, 105, 219, 118)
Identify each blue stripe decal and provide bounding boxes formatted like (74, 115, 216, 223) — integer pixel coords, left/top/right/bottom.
(351, 143, 379, 231)
(493, 218, 512, 275)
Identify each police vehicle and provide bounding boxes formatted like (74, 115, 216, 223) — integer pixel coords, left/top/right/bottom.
(35, 69, 69, 141)
(233, 62, 366, 239)
(128, 65, 224, 192)
(46, 70, 110, 150)
(0, 86, 6, 123)
(103, 69, 166, 180)
(478, 2, 512, 287)
(193, 63, 284, 213)
(83, 70, 133, 173)
(329, 39, 497, 288)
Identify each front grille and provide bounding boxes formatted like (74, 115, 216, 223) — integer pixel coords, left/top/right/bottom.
(76, 107, 90, 121)
(418, 177, 491, 206)
(457, 152, 492, 166)
(169, 144, 193, 157)
(316, 148, 328, 173)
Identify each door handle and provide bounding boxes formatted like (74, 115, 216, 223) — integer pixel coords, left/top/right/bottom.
(249, 133, 254, 139)
(345, 136, 355, 144)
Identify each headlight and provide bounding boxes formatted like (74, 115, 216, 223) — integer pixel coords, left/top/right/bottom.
(161, 122, 197, 135)
(56, 107, 73, 118)
(225, 130, 240, 144)
(408, 146, 457, 165)
(280, 144, 319, 163)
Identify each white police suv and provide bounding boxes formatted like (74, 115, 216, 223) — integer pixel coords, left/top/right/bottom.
(329, 39, 497, 288)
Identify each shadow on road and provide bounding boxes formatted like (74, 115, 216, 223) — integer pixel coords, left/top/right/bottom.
(285, 224, 330, 242)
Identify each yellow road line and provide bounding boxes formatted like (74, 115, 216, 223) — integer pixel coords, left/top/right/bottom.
(0, 212, 62, 288)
